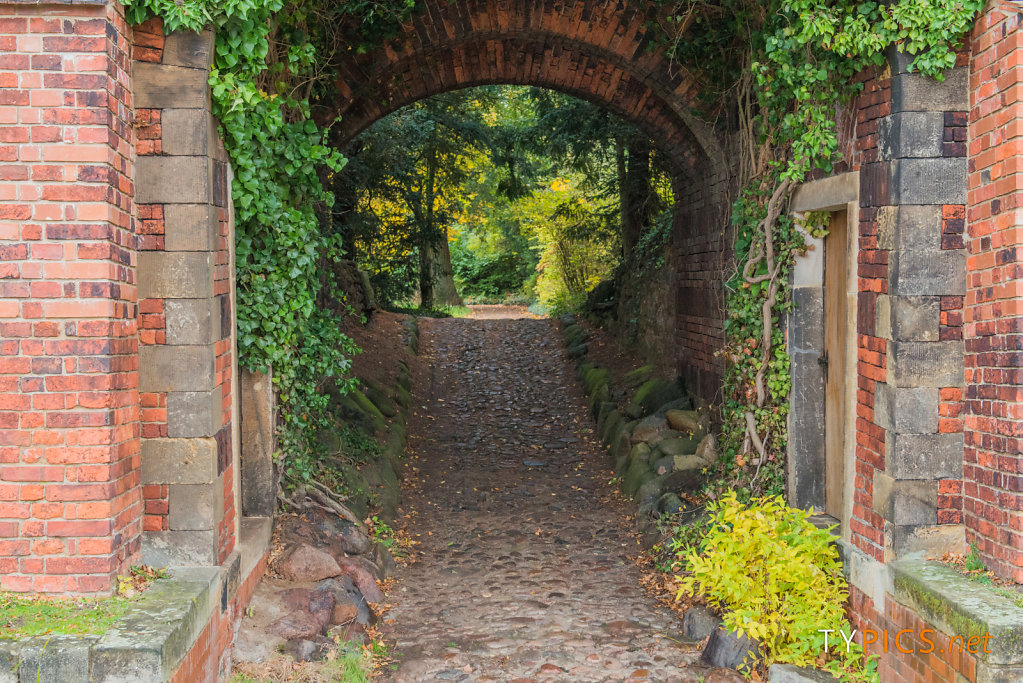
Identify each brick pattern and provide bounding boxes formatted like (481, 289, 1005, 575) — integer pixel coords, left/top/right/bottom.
(849, 586, 980, 683)
(170, 551, 268, 683)
(850, 67, 892, 561)
(944, 111, 968, 159)
(966, 4, 1023, 583)
(333, 0, 708, 171)
(0, 2, 140, 593)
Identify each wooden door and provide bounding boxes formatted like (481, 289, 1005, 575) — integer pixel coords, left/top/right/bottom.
(824, 210, 848, 519)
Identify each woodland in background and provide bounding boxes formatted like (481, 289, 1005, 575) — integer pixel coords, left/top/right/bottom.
(333, 86, 676, 314)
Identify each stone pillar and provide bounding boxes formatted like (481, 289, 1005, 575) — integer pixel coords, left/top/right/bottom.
(0, 0, 140, 594)
(866, 51, 968, 560)
(240, 369, 276, 518)
(132, 21, 238, 566)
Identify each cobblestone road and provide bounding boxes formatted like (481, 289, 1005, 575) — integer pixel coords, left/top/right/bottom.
(379, 315, 711, 682)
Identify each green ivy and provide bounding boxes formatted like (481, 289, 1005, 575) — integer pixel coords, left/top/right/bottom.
(122, 0, 412, 487)
(656, 0, 982, 497)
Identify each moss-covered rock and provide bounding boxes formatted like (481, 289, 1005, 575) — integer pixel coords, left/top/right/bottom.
(623, 365, 655, 389)
(665, 409, 708, 437)
(627, 378, 683, 417)
(655, 435, 702, 457)
(623, 448, 654, 497)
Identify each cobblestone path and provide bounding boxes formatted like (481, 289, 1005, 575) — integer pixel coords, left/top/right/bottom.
(379, 315, 711, 682)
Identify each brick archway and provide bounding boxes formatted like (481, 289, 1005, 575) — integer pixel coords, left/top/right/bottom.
(326, 0, 734, 399)
(328, 0, 726, 181)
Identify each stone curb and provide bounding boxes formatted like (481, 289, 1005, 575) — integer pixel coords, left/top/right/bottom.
(891, 559, 1023, 666)
(0, 567, 221, 683)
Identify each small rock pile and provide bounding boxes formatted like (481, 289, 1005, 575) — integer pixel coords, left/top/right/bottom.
(234, 506, 393, 664)
(561, 316, 716, 542)
(233, 319, 419, 668)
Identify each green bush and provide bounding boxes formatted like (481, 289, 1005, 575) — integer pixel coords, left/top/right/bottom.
(677, 492, 877, 681)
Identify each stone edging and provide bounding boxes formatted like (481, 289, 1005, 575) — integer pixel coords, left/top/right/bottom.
(0, 518, 271, 683)
(1, 568, 219, 682)
(891, 559, 1023, 666)
(558, 315, 714, 542)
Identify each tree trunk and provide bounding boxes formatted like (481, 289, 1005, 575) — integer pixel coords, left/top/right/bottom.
(620, 135, 652, 260)
(419, 242, 436, 309)
(432, 228, 462, 307)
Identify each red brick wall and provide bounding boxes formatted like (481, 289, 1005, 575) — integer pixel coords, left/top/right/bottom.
(171, 551, 268, 683)
(849, 586, 980, 683)
(966, 1, 1023, 584)
(0, 1, 140, 593)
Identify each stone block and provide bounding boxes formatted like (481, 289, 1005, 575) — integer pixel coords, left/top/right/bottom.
(890, 63, 969, 113)
(141, 437, 218, 485)
(875, 206, 898, 251)
(769, 664, 839, 682)
(89, 644, 163, 683)
(136, 155, 212, 205)
(140, 529, 218, 566)
(0, 641, 17, 683)
(164, 298, 218, 346)
(161, 108, 215, 157)
(162, 29, 215, 70)
(885, 432, 963, 480)
(138, 250, 214, 301)
(92, 568, 220, 678)
(241, 368, 277, 518)
(874, 385, 939, 433)
(167, 483, 218, 531)
(17, 635, 95, 683)
(877, 204, 948, 253)
(890, 340, 964, 387)
(891, 558, 1023, 668)
(876, 294, 891, 339)
(133, 62, 210, 110)
(890, 249, 966, 297)
(164, 203, 218, 252)
(787, 342, 826, 512)
(890, 158, 967, 205)
(139, 344, 216, 393)
(790, 171, 858, 213)
(787, 287, 824, 352)
(878, 112, 944, 160)
(889, 296, 940, 341)
(872, 473, 938, 525)
(167, 390, 221, 438)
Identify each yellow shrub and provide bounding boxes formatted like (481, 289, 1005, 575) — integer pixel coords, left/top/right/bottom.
(677, 492, 877, 681)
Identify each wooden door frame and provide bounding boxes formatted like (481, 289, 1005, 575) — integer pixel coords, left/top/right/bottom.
(786, 172, 859, 540)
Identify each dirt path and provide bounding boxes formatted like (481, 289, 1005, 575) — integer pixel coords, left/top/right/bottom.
(379, 312, 710, 682)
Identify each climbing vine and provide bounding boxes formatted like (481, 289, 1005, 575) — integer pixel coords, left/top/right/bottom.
(122, 0, 415, 486)
(657, 0, 982, 498)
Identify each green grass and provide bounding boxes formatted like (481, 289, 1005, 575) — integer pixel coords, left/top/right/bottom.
(0, 593, 134, 638)
(387, 304, 471, 318)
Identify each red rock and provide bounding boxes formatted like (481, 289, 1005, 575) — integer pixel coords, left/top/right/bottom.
(276, 543, 341, 582)
(336, 556, 385, 602)
(269, 611, 322, 640)
(331, 601, 359, 625)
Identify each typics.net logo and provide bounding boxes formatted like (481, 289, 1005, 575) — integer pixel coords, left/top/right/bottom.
(819, 628, 993, 655)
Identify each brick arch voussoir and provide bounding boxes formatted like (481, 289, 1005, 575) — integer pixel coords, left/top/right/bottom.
(335, 36, 712, 180)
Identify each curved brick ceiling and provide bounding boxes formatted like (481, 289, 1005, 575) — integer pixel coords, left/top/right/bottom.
(331, 0, 718, 175)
